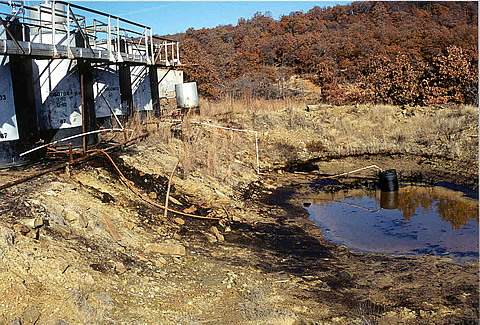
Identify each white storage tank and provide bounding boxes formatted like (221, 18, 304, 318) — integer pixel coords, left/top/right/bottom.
(157, 68, 183, 99)
(93, 65, 125, 118)
(130, 65, 152, 112)
(175, 82, 199, 109)
(0, 18, 40, 166)
(30, 3, 96, 146)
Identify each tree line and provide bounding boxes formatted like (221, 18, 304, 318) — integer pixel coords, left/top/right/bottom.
(166, 1, 478, 106)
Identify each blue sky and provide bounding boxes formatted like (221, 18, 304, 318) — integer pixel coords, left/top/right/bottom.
(40, 1, 350, 36)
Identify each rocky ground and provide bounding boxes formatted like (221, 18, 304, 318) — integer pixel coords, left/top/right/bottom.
(0, 104, 478, 324)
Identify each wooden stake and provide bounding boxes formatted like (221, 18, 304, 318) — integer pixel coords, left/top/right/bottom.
(164, 160, 180, 219)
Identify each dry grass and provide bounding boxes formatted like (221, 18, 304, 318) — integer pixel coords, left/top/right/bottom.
(136, 97, 478, 182)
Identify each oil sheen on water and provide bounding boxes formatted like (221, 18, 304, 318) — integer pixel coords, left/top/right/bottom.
(303, 185, 479, 263)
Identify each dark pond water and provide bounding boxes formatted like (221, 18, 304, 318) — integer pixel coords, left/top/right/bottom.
(304, 185, 479, 263)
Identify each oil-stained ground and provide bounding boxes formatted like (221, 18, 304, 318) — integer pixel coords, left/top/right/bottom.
(0, 104, 478, 324)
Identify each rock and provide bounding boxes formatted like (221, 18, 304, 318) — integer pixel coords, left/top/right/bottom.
(173, 218, 185, 225)
(152, 256, 167, 267)
(102, 215, 121, 241)
(114, 262, 127, 274)
(338, 270, 352, 281)
(52, 224, 72, 239)
(183, 206, 197, 214)
(20, 306, 40, 325)
(1, 228, 15, 246)
(148, 192, 157, 199)
(14, 224, 31, 235)
(144, 240, 185, 256)
(24, 218, 43, 229)
(204, 232, 217, 244)
(26, 228, 39, 240)
(8, 319, 21, 325)
(55, 320, 69, 325)
(210, 226, 224, 242)
(168, 196, 182, 205)
(92, 292, 115, 310)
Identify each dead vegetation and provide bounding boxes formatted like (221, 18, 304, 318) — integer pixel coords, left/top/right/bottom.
(136, 98, 478, 189)
(0, 98, 477, 324)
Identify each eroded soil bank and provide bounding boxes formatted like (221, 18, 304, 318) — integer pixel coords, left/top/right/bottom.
(0, 144, 477, 324)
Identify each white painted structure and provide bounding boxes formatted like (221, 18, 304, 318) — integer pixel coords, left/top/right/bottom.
(157, 68, 183, 99)
(93, 65, 124, 118)
(0, 25, 19, 142)
(30, 4, 83, 131)
(131, 65, 152, 111)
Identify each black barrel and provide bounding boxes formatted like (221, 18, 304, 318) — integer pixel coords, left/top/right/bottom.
(379, 169, 399, 192)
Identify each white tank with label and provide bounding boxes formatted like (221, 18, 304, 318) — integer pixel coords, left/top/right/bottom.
(30, 4, 84, 140)
(0, 25, 19, 143)
(94, 65, 124, 118)
(175, 82, 199, 108)
(131, 65, 152, 111)
(157, 68, 183, 98)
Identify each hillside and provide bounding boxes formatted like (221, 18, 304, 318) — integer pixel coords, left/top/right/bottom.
(167, 1, 478, 106)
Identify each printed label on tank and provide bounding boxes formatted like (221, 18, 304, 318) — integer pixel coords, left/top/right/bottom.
(131, 65, 152, 111)
(157, 69, 183, 98)
(94, 66, 124, 118)
(35, 59, 83, 130)
(0, 57, 19, 142)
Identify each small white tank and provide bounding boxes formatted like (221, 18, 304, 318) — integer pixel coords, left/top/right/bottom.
(175, 82, 198, 108)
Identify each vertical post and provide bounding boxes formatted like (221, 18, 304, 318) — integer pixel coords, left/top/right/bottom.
(255, 132, 260, 175)
(51, 1, 55, 46)
(149, 28, 154, 63)
(39, 6, 42, 43)
(176, 41, 180, 65)
(80, 72, 86, 155)
(93, 19, 96, 49)
(144, 27, 148, 63)
(107, 16, 112, 59)
(21, 2, 25, 41)
(66, 3, 70, 49)
(116, 18, 120, 52)
(171, 42, 174, 64)
(164, 40, 167, 65)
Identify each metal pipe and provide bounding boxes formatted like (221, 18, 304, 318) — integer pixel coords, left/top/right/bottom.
(81, 72, 86, 155)
(66, 3, 70, 49)
(51, 0, 55, 47)
(177, 42, 181, 64)
(93, 18, 96, 48)
(149, 27, 153, 63)
(116, 17, 120, 53)
(19, 128, 134, 157)
(1, 133, 148, 192)
(56, 0, 149, 29)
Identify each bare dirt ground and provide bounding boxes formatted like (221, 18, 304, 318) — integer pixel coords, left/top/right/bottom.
(0, 103, 478, 324)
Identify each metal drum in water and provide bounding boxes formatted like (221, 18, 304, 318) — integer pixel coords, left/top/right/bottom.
(0, 19, 40, 167)
(175, 82, 199, 109)
(379, 169, 399, 192)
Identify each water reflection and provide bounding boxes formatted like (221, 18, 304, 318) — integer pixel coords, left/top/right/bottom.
(310, 186, 479, 230)
(305, 185, 479, 263)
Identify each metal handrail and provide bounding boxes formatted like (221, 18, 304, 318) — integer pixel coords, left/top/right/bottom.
(0, 0, 181, 66)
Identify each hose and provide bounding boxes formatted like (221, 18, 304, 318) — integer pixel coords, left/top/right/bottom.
(86, 149, 220, 220)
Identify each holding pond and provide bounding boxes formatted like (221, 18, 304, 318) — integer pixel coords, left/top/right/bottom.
(304, 185, 479, 264)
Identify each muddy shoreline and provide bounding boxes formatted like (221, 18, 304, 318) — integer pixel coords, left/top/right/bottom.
(0, 149, 478, 324)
